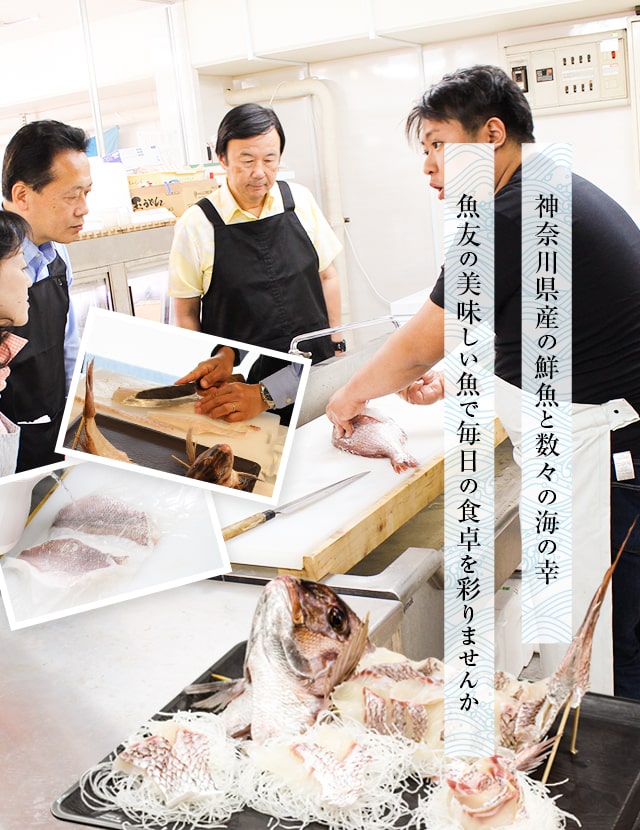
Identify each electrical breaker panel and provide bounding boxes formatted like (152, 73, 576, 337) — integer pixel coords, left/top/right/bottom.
(505, 30, 628, 113)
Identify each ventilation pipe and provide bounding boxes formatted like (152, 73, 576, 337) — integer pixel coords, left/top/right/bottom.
(224, 79, 351, 321)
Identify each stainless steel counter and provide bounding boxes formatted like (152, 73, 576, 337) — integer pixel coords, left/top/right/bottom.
(0, 578, 401, 830)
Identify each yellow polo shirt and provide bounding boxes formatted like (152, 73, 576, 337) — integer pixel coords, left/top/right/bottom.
(168, 178, 342, 298)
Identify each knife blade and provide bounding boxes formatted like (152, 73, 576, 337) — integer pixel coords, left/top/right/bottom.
(120, 374, 247, 407)
(120, 382, 200, 407)
(221, 470, 370, 541)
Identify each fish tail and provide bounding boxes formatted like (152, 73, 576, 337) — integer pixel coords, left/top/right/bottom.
(84, 358, 96, 420)
(185, 677, 246, 712)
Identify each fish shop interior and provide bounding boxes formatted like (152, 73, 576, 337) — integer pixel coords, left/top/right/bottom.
(1, 1, 640, 829)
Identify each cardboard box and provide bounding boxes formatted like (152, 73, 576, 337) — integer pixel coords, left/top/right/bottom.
(130, 179, 218, 218)
(128, 169, 207, 188)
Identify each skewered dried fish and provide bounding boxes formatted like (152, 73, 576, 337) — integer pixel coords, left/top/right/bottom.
(332, 408, 419, 473)
(75, 359, 132, 463)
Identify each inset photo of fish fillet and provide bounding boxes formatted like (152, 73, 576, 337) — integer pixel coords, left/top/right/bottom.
(0, 461, 229, 629)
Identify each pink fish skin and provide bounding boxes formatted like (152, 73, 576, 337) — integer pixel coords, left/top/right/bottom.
(332, 409, 419, 473)
(18, 538, 118, 574)
(52, 495, 153, 546)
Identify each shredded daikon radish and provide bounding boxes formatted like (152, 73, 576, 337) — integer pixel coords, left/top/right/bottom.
(238, 714, 432, 830)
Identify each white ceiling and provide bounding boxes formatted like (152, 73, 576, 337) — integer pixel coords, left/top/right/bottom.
(0, 0, 176, 43)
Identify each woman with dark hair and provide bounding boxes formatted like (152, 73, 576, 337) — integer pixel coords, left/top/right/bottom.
(0, 211, 32, 476)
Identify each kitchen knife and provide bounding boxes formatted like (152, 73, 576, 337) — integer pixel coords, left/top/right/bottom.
(119, 375, 246, 407)
(221, 470, 370, 540)
(120, 381, 200, 406)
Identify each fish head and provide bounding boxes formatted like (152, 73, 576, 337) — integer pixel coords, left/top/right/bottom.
(248, 576, 371, 699)
(186, 442, 235, 482)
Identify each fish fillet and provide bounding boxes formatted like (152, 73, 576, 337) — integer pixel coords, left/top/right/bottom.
(332, 409, 419, 473)
(52, 496, 154, 546)
(18, 538, 118, 575)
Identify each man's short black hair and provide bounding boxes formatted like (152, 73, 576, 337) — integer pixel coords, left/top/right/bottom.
(406, 65, 535, 145)
(215, 103, 285, 159)
(2, 120, 89, 202)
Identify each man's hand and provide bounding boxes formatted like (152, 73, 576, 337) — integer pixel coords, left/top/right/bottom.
(195, 382, 266, 422)
(325, 386, 367, 438)
(175, 347, 236, 390)
(397, 369, 444, 406)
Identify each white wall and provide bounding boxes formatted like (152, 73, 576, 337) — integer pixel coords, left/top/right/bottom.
(199, 50, 439, 330)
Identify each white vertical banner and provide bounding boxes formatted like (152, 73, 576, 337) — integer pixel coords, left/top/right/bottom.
(521, 144, 573, 645)
(443, 143, 495, 758)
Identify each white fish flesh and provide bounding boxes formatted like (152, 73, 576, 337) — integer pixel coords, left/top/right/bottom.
(332, 408, 419, 473)
(52, 495, 155, 546)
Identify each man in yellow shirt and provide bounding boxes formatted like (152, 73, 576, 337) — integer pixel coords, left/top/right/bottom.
(168, 103, 343, 425)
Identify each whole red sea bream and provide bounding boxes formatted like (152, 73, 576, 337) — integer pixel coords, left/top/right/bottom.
(332, 408, 419, 473)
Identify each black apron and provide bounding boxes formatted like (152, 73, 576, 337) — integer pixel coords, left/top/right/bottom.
(198, 181, 334, 426)
(1, 254, 69, 471)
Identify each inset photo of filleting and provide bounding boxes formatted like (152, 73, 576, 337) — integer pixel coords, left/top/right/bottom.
(56, 307, 310, 503)
(0, 460, 229, 629)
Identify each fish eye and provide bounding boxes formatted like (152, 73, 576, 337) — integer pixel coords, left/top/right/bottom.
(327, 605, 348, 634)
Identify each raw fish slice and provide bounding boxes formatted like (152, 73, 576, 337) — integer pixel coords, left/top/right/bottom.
(52, 495, 154, 546)
(332, 409, 419, 473)
(114, 726, 218, 808)
(18, 537, 119, 574)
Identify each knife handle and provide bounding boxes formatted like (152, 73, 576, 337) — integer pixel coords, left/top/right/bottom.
(222, 509, 276, 540)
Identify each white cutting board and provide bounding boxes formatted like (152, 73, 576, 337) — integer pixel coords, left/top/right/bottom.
(69, 368, 283, 495)
(0, 461, 229, 627)
(213, 394, 445, 571)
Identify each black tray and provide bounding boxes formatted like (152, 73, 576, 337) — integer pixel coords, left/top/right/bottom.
(52, 642, 640, 830)
(63, 414, 261, 492)
(531, 692, 640, 830)
(52, 642, 333, 830)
